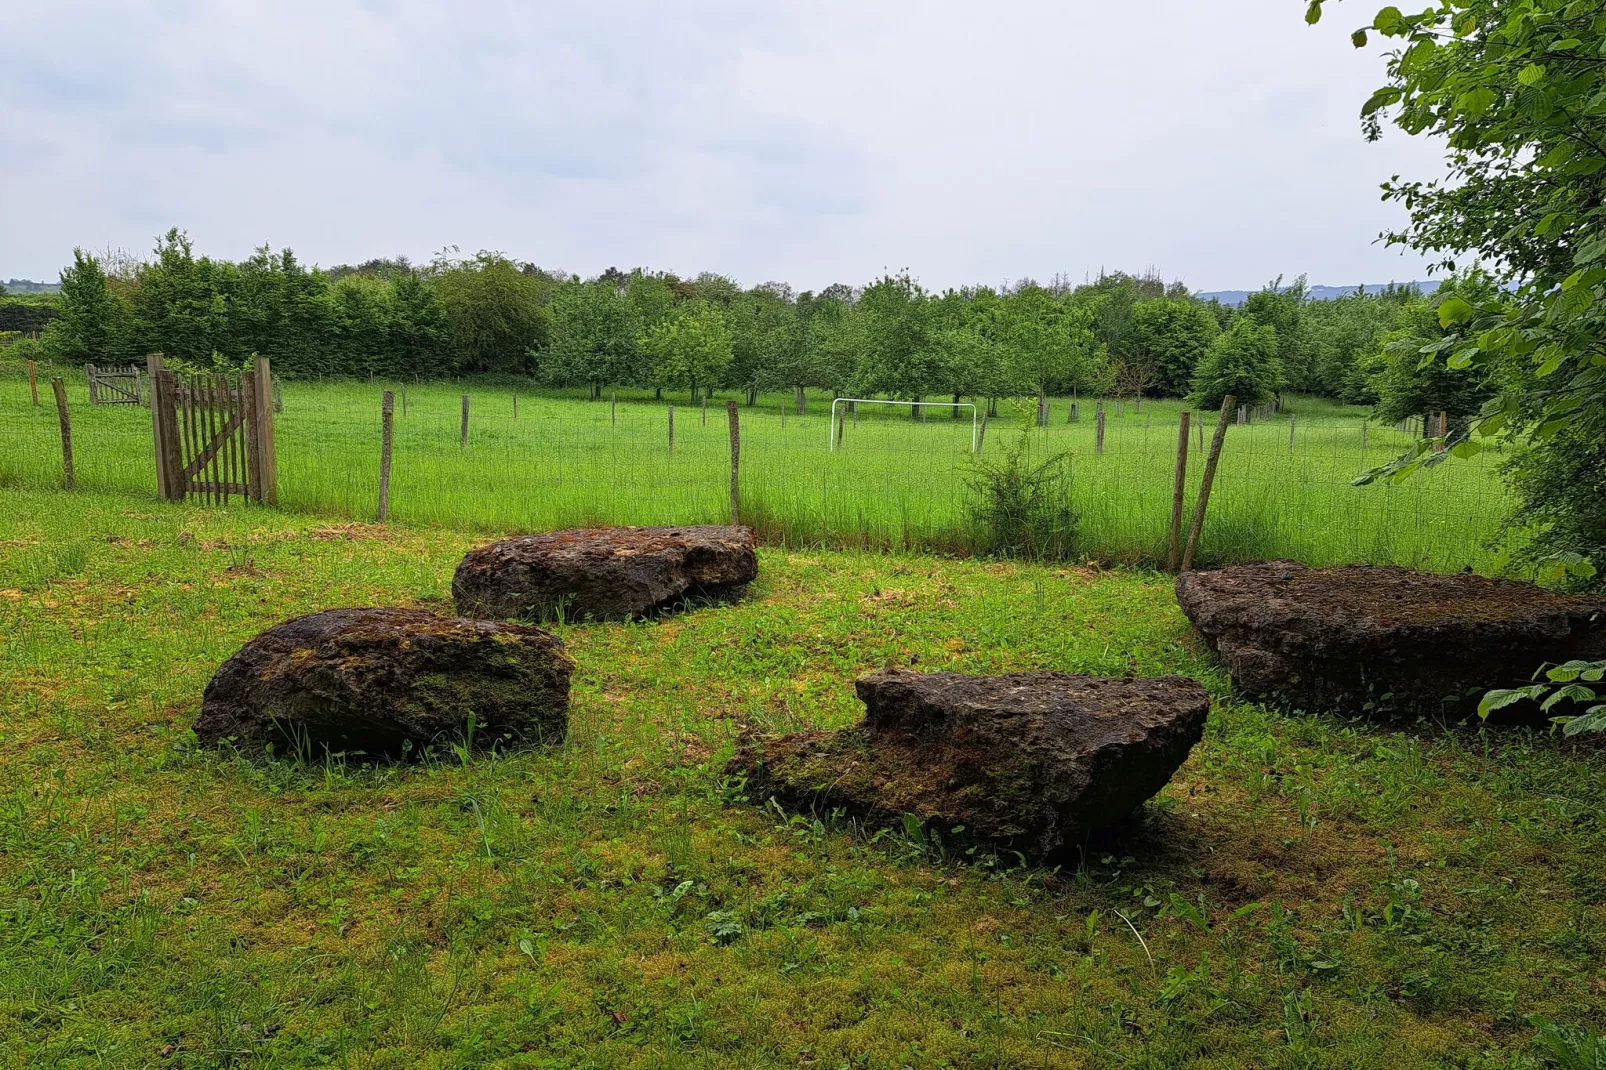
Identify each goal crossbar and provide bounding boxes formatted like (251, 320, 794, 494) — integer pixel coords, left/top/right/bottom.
(828, 398, 979, 453)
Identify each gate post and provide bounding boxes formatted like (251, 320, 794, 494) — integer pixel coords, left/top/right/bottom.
(148, 354, 182, 501)
(252, 357, 278, 505)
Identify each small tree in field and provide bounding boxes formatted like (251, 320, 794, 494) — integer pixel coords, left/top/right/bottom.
(43, 249, 130, 365)
(640, 300, 733, 401)
(1190, 317, 1283, 410)
(1368, 273, 1501, 437)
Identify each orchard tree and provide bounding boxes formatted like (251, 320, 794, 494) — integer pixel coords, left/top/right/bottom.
(1000, 285, 1100, 423)
(430, 251, 550, 375)
(639, 299, 733, 401)
(543, 277, 640, 396)
(731, 285, 800, 406)
(1370, 272, 1503, 436)
(1190, 316, 1284, 410)
(855, 273, 937, 417)
(1126, 298, 1221, 397)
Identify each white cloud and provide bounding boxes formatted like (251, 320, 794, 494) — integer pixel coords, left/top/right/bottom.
(0, 0, 1446, 291)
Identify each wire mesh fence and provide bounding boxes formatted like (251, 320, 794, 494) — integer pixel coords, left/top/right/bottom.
(0, 373, 1511, 572)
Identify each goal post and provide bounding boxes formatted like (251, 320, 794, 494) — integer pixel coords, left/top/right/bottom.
(828, 398, 980, 453)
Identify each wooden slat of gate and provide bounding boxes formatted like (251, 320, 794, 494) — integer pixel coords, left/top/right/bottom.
(221, 375, 235, 505)
(242, 372, 261, 502)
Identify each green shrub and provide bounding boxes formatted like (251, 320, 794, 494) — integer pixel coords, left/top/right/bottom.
(963, 432, 1079, 560)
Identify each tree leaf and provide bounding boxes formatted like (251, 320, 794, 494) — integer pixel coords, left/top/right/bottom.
(1437, 296, 1476, 326)
(1455, 87, 1498, 118)
(1575, 237, 1606, 265)
(1478, 686, 1545, 719)
(1541, 684, 1598, 711)
(1517, 64, 1547, 86)
(1305, 1, 1323, 25)
(1352, 29, 1369, 48)
(1561, 709, 1606, 736)
(1362, 87, 1402, 116)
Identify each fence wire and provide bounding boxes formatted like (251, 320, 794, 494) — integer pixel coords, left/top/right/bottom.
(0, 376, 1510, 572)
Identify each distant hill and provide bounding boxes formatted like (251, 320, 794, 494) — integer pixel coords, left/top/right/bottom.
(3, 279, 61, 295)
(1195, 281, 1439, 306)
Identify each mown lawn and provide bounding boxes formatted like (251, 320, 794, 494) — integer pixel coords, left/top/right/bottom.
(0, 486, 1601, 1068)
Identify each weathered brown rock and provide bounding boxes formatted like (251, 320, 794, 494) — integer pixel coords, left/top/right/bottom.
(195, 607, 574, 758)
(729, 669, 1211, 861)
(1176, 560, 1606, 716)
(452, 525, 758, 623)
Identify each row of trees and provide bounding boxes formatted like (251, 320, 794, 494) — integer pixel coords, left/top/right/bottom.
(17, 230, 1479, 423)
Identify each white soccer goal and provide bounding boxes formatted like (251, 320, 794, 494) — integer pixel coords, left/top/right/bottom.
(828, 398, 980, 453)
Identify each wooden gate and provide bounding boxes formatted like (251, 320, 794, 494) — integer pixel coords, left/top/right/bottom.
(85, 363, 144, 405)
(148, 354, 277, 505)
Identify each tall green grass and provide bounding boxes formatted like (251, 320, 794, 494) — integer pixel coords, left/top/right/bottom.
(0, 368, 1513, 571)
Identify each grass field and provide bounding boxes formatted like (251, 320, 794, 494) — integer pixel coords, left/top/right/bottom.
(1, 485, 1603, 1067)
(0, 363, 1515, 573)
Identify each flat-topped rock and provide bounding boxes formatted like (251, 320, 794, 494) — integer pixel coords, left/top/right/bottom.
(195, 607, 573, 758)
(1176, 560, 1606, 716)
(452, 525, 758, 623)
(729, 669, 1211, 862)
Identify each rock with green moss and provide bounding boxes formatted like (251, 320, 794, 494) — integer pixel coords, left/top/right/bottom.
(452, 525, 757, 623)
(729, 669, 1210, 862)
(1176, 561, 1606, 716)
(196, 607, 574, 759)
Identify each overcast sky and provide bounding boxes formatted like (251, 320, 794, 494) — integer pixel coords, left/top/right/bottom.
(1, 0, 1446, 292)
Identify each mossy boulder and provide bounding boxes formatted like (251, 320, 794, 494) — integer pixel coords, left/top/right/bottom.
(196, 607, 574, 758)
(1176, 560, 1606, 716)
(452, 525, 758, 623)
(729, 669, 1211, 862)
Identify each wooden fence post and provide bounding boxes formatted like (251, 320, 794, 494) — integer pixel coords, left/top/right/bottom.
(1361, 419, 1368, 452)
(1181, 395, 1236, 572)
(668, 405, 675, 455)
(253, 357, 278, 505)
(702, 397, 708, 426)
(513, 391, 518, 420)
(727, 400, 741, 525)
(1289, 413, 1297, 453)
(50, 378, 74, 490)
(377, 391, 395, 521)
(28, 360, 39, 406)
(1435, 410, 1448, 451)
(836, 404, 847, 448)
(611, 392, 617, 426)
(1167, 411, 1191, 571)
(149, 354, 180, 501)
(1095, 402, 1106, 456)
(977, 414, 988, 452)
(460, 395, 470, 448)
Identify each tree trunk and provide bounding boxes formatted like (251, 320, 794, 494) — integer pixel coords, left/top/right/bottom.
(655, 386, 662, 400)
(1037, 391, 1048, 426)
(795, 385, 805, 415)
(952, 391, 962, 418)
